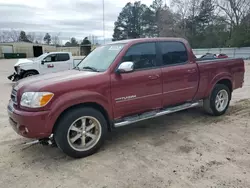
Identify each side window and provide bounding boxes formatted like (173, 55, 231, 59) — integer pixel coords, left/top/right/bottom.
(122, 43, 156, 70)
(57, 53, 70, 61)
(44, 54, 56, 62)
(159, 42, 188, 66)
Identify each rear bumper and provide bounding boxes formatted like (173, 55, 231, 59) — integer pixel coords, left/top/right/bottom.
(7, 102, 52, 139)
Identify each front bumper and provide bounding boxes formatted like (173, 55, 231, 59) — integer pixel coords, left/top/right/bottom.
(7, 100, 51, 139)
(7, 72, 20, 82)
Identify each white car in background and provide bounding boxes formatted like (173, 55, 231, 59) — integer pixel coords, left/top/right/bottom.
(8, 52, 84, 81)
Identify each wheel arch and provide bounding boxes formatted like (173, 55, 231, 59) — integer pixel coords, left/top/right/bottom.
(21, 69, 39, 77)
(213, 78, 232, 99)
(216, 79, 232, 92)
(205, 73, 233, 99)
(52, 102, 113, 134)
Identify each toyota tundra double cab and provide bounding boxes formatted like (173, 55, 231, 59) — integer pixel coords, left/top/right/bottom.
(7, 38, 245, 158)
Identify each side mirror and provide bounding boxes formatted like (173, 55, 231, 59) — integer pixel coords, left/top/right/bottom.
(41, 59, 45, 65)
(117, 61, 134, 73)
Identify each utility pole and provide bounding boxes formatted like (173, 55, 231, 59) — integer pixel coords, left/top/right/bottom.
(103, 0, 105, 44)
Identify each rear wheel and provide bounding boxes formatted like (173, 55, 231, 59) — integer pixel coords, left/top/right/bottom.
(203, 84, 231, 116)
(54, 107, 107, 158)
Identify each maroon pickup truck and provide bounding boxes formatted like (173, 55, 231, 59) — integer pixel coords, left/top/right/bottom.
(7, 38, 245, 158)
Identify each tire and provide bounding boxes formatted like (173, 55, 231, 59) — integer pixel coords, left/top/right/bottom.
(22, 71, 38, 78)
(54, 107, 108, 158)
(203, 84, 231, 116)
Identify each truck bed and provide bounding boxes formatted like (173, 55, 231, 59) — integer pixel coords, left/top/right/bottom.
(195, 58, 245, 100)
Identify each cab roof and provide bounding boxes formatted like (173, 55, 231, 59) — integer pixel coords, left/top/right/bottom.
(108, 37, 188, 45)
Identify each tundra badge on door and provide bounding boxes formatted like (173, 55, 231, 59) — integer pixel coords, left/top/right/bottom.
(115, 95, 137, 102)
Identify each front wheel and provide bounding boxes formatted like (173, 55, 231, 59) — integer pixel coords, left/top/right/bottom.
(203, 84, 231, 116)
(22, 71, 38, 78)
(54, 107, 108, 158)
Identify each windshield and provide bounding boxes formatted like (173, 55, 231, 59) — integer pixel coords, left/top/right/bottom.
(77, 44, 125, 72)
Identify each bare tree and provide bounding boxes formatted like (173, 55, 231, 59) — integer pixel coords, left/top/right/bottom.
(0, 30, 20, 42)
(27, 32, 36, 43)
(0, 31, 6, 42)
(171, 0, 201, 37)
(158, 8, 184, 37)
(52, 32, 61, 46)
(171, 0, 190, 19)
(36, 33, 44, 44)
(171, 0, 201, 19)
(217, 0, 250, 26)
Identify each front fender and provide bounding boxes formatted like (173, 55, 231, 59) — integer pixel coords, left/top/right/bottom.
(205, 72, 232, 97)
(46, 90, 112, 132)
(19, 64, 39, 73)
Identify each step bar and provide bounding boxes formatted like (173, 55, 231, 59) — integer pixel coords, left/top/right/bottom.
(114, 101, 201, 128)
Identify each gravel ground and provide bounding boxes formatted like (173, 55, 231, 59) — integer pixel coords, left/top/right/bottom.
(0, 59, 250, 188)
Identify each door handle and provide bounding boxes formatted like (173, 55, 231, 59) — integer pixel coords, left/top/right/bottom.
(148, 74, 160, 80)
(187, 69, 196, 73)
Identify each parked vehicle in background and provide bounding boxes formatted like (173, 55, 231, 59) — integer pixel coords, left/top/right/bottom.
(199, 53, 217, 60)
(197, 53, 229, 60)
(7, 38, 245, 158)
(217, 53, 228, 58)
(7, 52, 84, 81)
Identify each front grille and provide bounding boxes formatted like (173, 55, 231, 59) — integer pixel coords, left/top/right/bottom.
(11, 89, 17, 104)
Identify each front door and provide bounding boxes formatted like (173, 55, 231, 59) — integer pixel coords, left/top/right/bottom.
(40, 53, 71, 74)
(110, 42, 162, 119)
(158, 41, 199, 107)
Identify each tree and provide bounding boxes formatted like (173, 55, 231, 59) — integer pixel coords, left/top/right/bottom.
(187, 0, 215, 47)
(171, 0, 202, 38)
(44, 33, 51, 45)
(217, 0, 250, 26)
(111, 0, 250, 47)
(52, 33, 61, 46)
(70, 37, 78, 46)
(36, 33, 44, 44)
(18, 31, 31, 42)
(65, 42, 71, 47)
(81, 37, 91, 55)
(64, 37, 78, 47)
(112, 1, 149, 41)
(228, 13, 250, 47)
(143, 0, 165, 37)
(6, 30, 20, 42)
(26, 32, 36, 43)
(158, 7, 184, 37)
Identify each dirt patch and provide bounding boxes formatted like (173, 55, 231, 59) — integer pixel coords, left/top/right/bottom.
(178, 145, 195, 153)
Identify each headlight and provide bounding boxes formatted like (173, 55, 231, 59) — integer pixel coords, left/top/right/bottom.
(20, 92, 54, 108)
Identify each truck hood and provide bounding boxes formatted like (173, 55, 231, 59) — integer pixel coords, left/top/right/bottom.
(14, 59, 34, 66)
(14, 70, 99, 91)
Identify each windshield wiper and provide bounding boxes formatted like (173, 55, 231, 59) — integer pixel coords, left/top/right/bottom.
(82, 66, 99, 72)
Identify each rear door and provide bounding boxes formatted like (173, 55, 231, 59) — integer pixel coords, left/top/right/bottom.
(54, 53, 71, 71)
(111, 42, 162, 119)
(158, 41, 199, 107)
(40, 53, 71, 74)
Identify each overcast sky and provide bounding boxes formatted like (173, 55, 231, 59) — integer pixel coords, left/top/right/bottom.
(0, 0, 167, 42)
